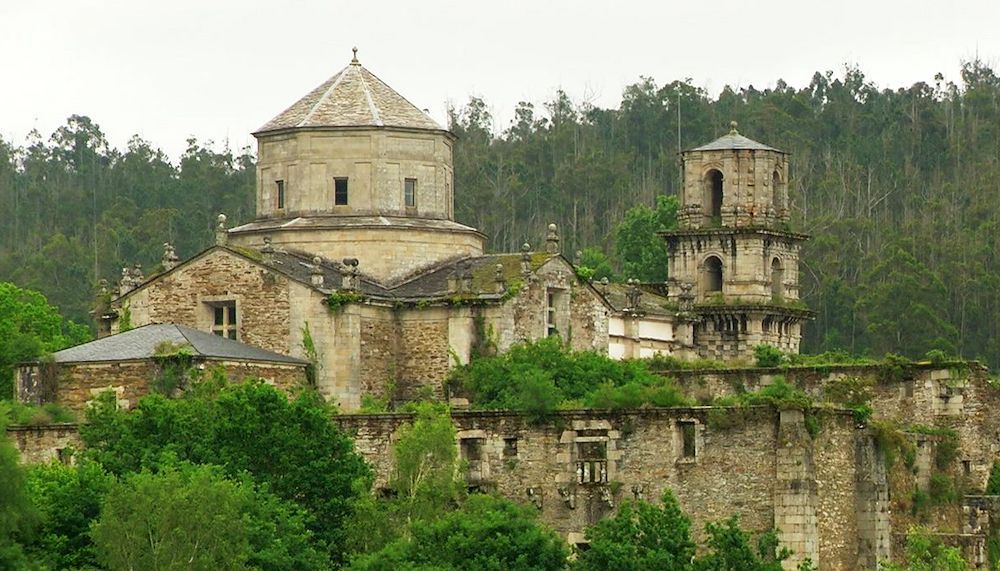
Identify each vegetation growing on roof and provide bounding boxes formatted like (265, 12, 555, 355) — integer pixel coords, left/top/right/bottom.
(326, 291, 364, 312)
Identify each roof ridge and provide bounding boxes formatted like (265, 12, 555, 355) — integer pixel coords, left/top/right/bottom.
(360, 66, 435, 127)
(356, 67, 383, 126)
(299, 69, 348, 128)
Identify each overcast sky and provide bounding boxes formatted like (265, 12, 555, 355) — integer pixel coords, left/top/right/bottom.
(1, 0, 997, 161)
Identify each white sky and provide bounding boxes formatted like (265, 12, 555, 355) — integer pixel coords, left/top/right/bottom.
(1, 0, 997, 161)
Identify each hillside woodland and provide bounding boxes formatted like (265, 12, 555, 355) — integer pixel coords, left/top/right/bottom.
(0, 61, 997, 366)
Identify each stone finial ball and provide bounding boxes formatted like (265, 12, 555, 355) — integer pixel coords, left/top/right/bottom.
(217, 213, 227, 224)
(548, 223, 558, 232)
(313, 256, 322, 265)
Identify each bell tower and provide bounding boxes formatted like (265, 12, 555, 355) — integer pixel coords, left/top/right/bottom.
(663, 123, 813, 361)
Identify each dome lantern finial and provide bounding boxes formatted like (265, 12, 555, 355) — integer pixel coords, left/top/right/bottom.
(351, 46, 359, 64)
(729, 120, 739, 135)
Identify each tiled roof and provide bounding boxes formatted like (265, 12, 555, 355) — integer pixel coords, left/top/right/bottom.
(688, 123, 784, 153)
(51, 324, 307, 365)
(256, 54, 444, 134)
(389, 252, 556, 298)
(254, 248, 394, 297)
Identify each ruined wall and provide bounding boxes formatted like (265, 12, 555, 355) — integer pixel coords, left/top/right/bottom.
(494, 257, 609, 353)
(16, 359, 306, 416)
(6, 424, 82, 464)
(336, 407, 880, 570)
(119, 249, 292, 354)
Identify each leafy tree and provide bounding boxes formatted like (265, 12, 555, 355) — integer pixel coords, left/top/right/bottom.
(881, 526, 967, 571)
(573, 489, 696, 571)
(24, 460, 113, 569)
(694, 516, 791, 571)
(92, 463, 250, 571)
(0, 410, 38, 568)
(615, 195, 678, 282)
(0, 282, 89, 399)
(453, 337, 687, 416)
(577, 247, 617, 281)
(349, 494, 568, 571)
(390, 403, 465, 528)
(80, 381, 371, 567)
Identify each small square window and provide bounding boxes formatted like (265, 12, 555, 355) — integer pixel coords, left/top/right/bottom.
(404, 178, 417, 207)
(210, 301, 237, 340)
(334, 178, 349, 205)
(460, 438, 484, 462)
(276, 180, 285, 209)
(503, 437, 518, 458)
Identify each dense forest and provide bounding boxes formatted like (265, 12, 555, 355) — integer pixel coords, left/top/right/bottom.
(0, 61, 997, 366)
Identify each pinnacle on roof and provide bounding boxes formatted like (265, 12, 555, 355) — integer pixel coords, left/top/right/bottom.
(255, 48, 445, 134)
(688, 121, 785, 153)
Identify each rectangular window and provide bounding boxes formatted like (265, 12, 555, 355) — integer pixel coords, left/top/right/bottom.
(334, 177, 349, 205)
(460, 438, 484, 462)
(547, 291, 556, 336)
(678, 421, 697, 458)
(503, 437, 518, 458)
(210, 301, 237, 340)
(576, 441, 608, 484)
(276, 180, 285, 209)
(404, 178, 417, 207)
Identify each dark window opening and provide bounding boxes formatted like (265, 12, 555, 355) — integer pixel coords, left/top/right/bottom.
(705, 256, 723, 293)
(276, 180, 285, 209)
(334, 177, 349, 205)
(576, 441, 608, 484)
(679, 421, 697, 458)
(963, 460, 972, 475)
(503, 437, 518, 458)
(772, 171, 782, 211)
(771, 258, 784, 299)
(404, 178, 417, 207)
(56, 448, 72, 465)
(574, 542, 592, 554)
(211, 302, 237, 340)
(460, 438, 484, 462)
(708, 169, 724, 221)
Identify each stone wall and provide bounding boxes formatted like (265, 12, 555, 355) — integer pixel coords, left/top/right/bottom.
(335, 407, 885, 570)
(6, 424, 82, 464)
(119, 248, 293, 354)
(16, 358, 307, 415)
(255, 129, 455, 221)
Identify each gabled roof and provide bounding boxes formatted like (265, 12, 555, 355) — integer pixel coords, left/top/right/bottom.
(388, 252, 557, 298)
(255, 52, 445, 134)
(51, 324, 308, 365)
(687, 122, 785, 153)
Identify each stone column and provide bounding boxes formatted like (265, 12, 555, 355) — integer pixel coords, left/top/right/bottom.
(774, 409, 819, 568)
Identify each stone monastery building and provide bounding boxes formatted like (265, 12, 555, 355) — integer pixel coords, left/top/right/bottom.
(17, 53, 1000, 570)
(99, 51, 812, 411)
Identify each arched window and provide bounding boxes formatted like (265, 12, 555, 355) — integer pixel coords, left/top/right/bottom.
(705, 256, 723, 293)
(771, 257, 784, 299)
(706, 170, 724, 221)
(771, 171, 782, 211)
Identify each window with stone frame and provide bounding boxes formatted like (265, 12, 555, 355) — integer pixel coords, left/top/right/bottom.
(677, 420, 697, 458)
(210, 301, 238, 340)
(404, 178, 417, 208)
(276, 179, 285, 209)
(334, 177, 349, 205)
(576, 440, 608, 484)
(460, 437, 486, 483)
(503, 437, 518, 458)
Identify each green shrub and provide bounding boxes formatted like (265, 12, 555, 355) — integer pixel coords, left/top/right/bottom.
(753, 344, 785, 368)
